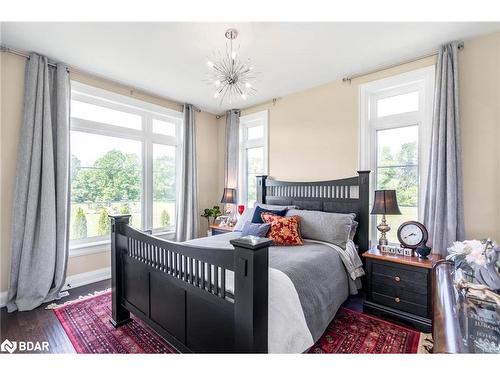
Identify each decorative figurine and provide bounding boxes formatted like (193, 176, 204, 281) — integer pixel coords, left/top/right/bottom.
(415, 244, 432, 259)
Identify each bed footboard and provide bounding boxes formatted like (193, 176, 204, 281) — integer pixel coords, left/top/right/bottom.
(109, 214, 272, 353)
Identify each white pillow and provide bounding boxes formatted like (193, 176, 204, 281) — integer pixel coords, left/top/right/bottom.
(233, 207, 255, 231)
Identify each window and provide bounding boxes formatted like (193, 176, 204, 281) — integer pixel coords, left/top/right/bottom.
(238, 110, 269, 208)
(359, 66, 435, 245)
(70, 82, 182, 251)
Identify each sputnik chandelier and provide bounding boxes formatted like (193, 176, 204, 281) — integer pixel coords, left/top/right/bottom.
(206, 28, 257, 105)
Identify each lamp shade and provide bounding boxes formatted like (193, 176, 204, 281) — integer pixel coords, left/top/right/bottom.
(370, 190, 401, 215)
(220, 188, 237, 204)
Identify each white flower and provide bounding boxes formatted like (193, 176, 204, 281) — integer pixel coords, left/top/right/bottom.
(465, 250, 487, 267)
(448, 240, 487, 267)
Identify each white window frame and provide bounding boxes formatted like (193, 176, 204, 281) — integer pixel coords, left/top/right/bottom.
(69, 81, 183, 256)
(359, 66, 435, 245)
(238, 110, 269, 207)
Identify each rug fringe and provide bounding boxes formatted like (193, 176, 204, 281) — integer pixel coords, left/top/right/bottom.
(45, 288, 111, 310)
(417, 333, 434, 354)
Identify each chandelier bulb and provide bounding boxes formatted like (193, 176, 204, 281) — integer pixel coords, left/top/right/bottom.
(245, 82, 252, 88)
(214, 91, 220, 99)
(207, 61, 214, 68)
(215, 80, 221, 87)
(241, 93, 247, 100)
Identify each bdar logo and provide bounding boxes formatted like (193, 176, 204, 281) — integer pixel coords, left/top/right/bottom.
(1, 339, 17, 354)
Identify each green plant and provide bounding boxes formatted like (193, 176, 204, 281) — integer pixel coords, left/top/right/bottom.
(97, 208, 110, 235)
(119, 203, 131, 214)
(200, 205, 222, 226)
(212, 206, 222, 221)
(160, 210, 170, 227)
(72, 207, 87, 239)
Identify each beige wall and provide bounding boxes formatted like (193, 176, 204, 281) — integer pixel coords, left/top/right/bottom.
(241, 32, 500, 242)
(459, 32, 500, 241)
(0, 53, 221, 293)
(1, 53, 25, 295)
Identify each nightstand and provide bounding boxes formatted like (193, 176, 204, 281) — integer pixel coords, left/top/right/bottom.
(209, 224, 235, 236)
(362, 248, 442, 333)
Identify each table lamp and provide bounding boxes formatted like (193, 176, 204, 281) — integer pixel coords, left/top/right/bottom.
(221, 188, 237, 225)
(371, 190, 401, 248)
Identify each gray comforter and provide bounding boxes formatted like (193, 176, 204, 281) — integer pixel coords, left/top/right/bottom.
(184, 232, 355, 348)
(268, 243, 349, 341)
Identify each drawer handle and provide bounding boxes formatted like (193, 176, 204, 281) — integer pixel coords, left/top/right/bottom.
(394, 276, 401, 282)
(395, 297, 401, 303)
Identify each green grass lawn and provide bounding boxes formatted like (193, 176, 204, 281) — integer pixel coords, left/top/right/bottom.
(70, 201, 176, 240)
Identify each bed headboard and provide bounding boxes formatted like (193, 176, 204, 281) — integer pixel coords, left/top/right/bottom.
(256, 171, 371, 252)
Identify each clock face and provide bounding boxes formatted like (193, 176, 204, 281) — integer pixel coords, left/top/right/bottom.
(397, 221, 428, 249)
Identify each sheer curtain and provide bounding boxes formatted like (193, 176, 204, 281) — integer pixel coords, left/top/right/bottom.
(423, 42, 465, 255)
(7, 53, 71, 312)
(224, 109, 241, 189)
(175, 104, 199, 241)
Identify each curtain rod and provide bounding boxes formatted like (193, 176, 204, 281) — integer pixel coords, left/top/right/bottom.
(215, 97, 280, 118)
(342, 41, 464, 83)
(0, 44, 201, 112)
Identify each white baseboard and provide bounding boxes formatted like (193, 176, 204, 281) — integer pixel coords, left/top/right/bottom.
(62, 267, 111, 291)
(0, 267, 111, 308)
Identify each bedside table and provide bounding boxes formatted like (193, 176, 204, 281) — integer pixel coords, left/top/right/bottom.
(209, 224, 235, 236)
(362, 248, 442, 333)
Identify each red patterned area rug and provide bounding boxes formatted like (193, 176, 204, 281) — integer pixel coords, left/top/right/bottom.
(309, 307, 423, 354)
(53, 291, 177, 353)
(53, 291, 427, 354)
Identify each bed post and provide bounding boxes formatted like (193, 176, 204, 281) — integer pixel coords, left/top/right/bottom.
(256, 175, 268, 204)
(230, 236, 273, 353)
(357, 170, 371, 251)
(109, 214, 132, 328)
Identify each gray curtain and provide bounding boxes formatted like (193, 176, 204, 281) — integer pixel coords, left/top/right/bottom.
(7, 53, 70, 312)
(175, 104, 199, 241)
(224, 109, 240, 189)
(423, 42, 465, 255)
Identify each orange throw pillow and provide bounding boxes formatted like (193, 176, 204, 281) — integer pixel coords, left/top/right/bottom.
(261, 213, 303, 246)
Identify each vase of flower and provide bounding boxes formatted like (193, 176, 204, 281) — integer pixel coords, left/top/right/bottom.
(447, 239, 500, 292)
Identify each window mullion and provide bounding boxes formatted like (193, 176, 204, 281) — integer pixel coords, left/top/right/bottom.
(144, 114, 153, 231)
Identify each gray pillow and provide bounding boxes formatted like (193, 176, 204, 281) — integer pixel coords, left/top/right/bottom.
(241, 222, 271, 237)
(349, 220, 358, 241)
(233, 207, 255, 231)
(286, 209, 355, 249)
(256, 203, 299, 210)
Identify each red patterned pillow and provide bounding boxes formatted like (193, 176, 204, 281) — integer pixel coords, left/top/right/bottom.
(261, 213, 303, 246)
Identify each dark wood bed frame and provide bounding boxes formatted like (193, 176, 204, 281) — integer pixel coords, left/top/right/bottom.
(109, 170, 370, 353)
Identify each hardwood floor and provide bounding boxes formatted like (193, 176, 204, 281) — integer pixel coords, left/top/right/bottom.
(0, 279, 110, 354)
(0, 280, 363, 354)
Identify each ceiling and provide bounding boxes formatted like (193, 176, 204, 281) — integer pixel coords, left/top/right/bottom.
(2, 22, 500, 114)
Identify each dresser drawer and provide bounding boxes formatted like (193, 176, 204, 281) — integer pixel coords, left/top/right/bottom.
(371, 273, 428, 295)
(372, 292, 428, 317)
(372, 281, 428, 305)
(372, 262, 427, 285)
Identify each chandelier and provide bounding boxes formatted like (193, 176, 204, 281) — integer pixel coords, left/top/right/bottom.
(206, 28, 257, 105)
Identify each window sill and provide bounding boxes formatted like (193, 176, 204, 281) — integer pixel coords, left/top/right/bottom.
(68, 231, 176, 258)
(69, 240, 110, 258)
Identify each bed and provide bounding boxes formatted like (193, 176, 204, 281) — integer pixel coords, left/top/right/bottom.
(109, 171, 370, 353)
